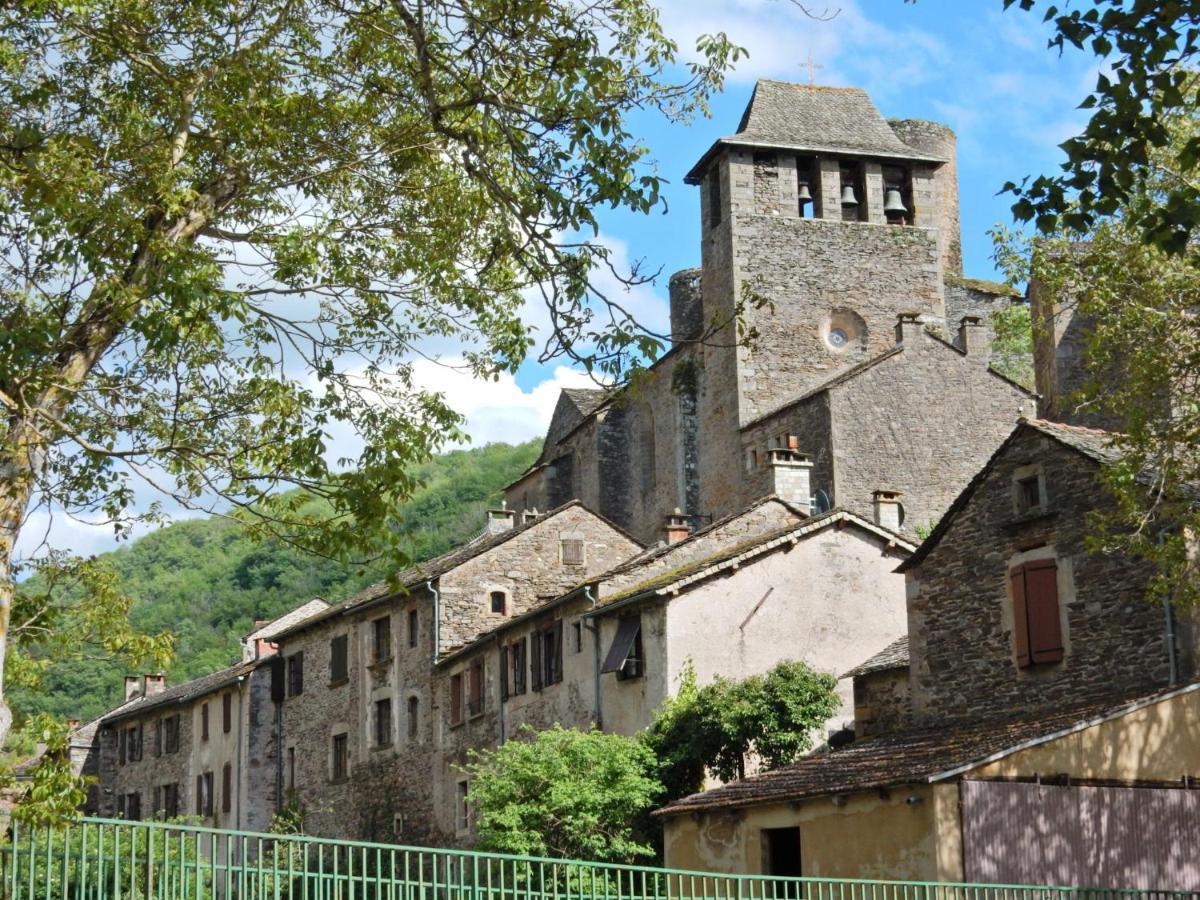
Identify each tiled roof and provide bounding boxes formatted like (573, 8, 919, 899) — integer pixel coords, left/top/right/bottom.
(686, 81, 944, 183)
(102, 659, 262, 725)
(655, 683, 1200, 816)
(842, 635, 909, 679)
(244, 599, 329, 643)
(587, 509, 915, 614)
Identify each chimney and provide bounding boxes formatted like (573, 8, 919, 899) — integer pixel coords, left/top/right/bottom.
(663, 509, 691, 544)
(66, 719, 80, 732)
(767, 449, 813, 514)
(123, 675, 143, 702)
(143, 673, 167, 697)
(521, 506, 539, 526)
(872, 490, 904, 532)
(485, 502, 517, 535)
(958, 315, 990, 364)
(254, 638, 278, 661)
(895, 312, 926, 347)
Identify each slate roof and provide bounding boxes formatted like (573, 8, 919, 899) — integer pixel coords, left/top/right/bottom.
(275, 500, 642, 640)
(243, 598, 329, 644)
(586, 509, 916, 615)
(102, 659, 262, 725)
(655, 683, 1200, 816)
(842, 635, 909, 679)
(563, 388, 608, 419)
(686, 81, 944, 183)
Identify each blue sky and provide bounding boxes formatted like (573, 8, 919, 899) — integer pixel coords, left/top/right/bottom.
(24, 1, 1104, 559)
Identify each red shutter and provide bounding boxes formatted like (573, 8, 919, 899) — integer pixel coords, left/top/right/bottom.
(1011, 564, 1031, 668)
(1025, 558, 1064, 664)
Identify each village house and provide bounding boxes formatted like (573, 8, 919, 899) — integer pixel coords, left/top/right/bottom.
(658, 419, 1200, 889)
(90, 599, 327, 831)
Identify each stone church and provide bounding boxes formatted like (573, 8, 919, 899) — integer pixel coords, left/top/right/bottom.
(80, 81, 1044, 848)
(506, 80, 1032, 545)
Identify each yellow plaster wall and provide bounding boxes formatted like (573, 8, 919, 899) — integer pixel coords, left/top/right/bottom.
(662, 786, 940, 880)
(971, 688, 1200, 782)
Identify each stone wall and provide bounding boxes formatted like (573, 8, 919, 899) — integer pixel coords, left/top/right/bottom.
(906, 428, 1183, 724)
(852, 667, 910, 737)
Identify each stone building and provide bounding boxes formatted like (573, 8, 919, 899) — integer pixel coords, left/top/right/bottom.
(658, 419, 1200, 887)
(90, 600, 327, 831)
(506, 80, 1031, 545)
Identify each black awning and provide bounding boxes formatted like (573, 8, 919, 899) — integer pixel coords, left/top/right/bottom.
(601, 617, 641, 674)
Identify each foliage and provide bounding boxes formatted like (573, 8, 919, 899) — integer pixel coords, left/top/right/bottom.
(0, 715, 90, 827)
(642, 660, 840, 790)
(989, 302, 1035, 391)
(992, 88, 1200, 607)
(994, 1, 1200, 252)
(913, 519, 940, 542)
(464, 725, 662, 862)
(11, 439, 538, 724)
(0, 0, 741, 745)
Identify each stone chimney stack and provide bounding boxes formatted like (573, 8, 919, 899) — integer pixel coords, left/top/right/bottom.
(521, 507, 539, 526)
(143, 673, 167, 697)
(958, 315, 990, 364)
(485, 503, 517, 535)
(872, 490, 904, 532)
(123, 675, 142, 702)
(663, 509, 691, 544)
(895, 312, 926, 347)
(767, 449, 813, 514)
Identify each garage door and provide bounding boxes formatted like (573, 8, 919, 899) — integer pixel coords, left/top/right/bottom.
(962, 779, 1200, 890)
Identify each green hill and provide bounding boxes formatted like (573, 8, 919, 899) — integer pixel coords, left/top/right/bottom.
(14, 440, 540, 723)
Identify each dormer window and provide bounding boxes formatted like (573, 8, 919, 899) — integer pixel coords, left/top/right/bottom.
(489, 591, 507, 614)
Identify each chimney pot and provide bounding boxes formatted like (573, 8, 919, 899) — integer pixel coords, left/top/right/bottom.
(958, 315, 991, 364)
(872, 490, 905, 532)
(123, 675, 143, 702)
(521, 507, 539, 526)
(663, 508, 691, 544)
(485, 505, 517, 535)
(895, 312, 926, 347)
(767, 448, 813, 514)
(142, 673, 167, 697)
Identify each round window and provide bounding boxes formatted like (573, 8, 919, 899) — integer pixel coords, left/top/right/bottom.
(828, 327, 849, 348)
(821, 309, 867, 353)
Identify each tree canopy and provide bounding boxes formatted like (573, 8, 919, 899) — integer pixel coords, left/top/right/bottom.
(0, 0, 740, 743)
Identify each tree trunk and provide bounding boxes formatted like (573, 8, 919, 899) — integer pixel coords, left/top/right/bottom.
(0, 467, 33, 748)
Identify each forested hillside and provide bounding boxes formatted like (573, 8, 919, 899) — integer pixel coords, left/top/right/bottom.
(14, 440, 540, 723)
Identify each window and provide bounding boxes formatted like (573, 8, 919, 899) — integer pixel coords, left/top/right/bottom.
(449, 673, 464, 726)
(511, 638, 527, 695)
(222, 763, 232, 814)
(287, 747, 296, 791)
(196, 772, 214, 817)
(408, 610, 418, 648)
(489, 591, 507, 614)
(153, 719, 163, 757)
(222, 692, 233, 734)
(331, 733, 349, 782)
(881, 164, 911, 227)
(375, 698, 393, 747)
(455, 780, 471, 832)
(201, 703, 210, 741)
(287, 653, 304, 697)
(407, 696, 419, 740)
(708, 169, 722, 228)
(125, 724, 143, 762)
(561, 539, 585, 567)
(125, 792, 141, 822)
(762, 827, 803, 877)
(500, 645, 510, 700)
(118, 728, 126, 766)
(1015, 473, 1043, 514)
(330, 634, 349, 684)
(468, 661, 484, 718)
(163, 715, 180, 754)
(1011, 559, 1064, 667)
(601, 617, 644, 680)
(531, 621, 563, 690)
(372, 616, 392, 663)
(161, 782, 179, 819)
(572, 621, 583, 654)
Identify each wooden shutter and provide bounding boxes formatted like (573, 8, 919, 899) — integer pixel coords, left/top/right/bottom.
(1025, 558, 1064, 663)
(1011, 564, 1031, 668)
(531, 631, 543, 691)
(468, 662, 483, 716)
(500, 646, 510, 700)
(201, 703, 209, 740)
(223, 693, 232, 733)
(222, 763, 232, 814)
(331, 635, 348, 683)
(449, 674, 463, 724)
(550, 621, 563, 684)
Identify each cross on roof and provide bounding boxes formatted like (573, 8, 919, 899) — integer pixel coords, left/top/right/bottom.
(802, 51, 824, 84)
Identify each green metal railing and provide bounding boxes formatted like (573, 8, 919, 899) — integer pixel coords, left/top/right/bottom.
(0, 816, 1195, 900)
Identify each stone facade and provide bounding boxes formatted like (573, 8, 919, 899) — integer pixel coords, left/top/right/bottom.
(902, 421, 1200, 724)
(505, 81, 1027, 545)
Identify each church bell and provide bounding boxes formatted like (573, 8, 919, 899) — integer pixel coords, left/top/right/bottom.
(884, 188, 907, 214)
(797, 182, 813, 205)
(840, 184, 858, 207)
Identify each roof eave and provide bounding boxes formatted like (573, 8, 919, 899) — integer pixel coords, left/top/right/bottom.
(685, 137, 946, 184)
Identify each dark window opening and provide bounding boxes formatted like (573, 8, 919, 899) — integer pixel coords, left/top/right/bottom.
(222, 692, 232, 734)
(196, 772, 213, 817)
(161, 782, 179, 819)
(839, 162, 865, 223)
(287, 747, 296, 790)
(602, 617, 644, 681)
(449, 673, 464, 725)
(163, 715, 180, 754)
(201, 703, 210, 741)
(330, 634, 349, 684)
(287, 653, 304, 697)
(882, 164, 911, 226)
(797, 156, 816, 218)
(532, 621, 564, 691)
(222, 763, 232, 814)
(125, 792, 141, 822)
(373, 616, 392, 663)
(490, 591, 507, 614)
(375, 698, 393, 747)
(511, 638, 527, 695)
(572, 621, 583, 654)
(408, 609, 418, 648)
(407, 696, 419, 740)
(1011, 558, 1064, 667)
(1016, 475, 1042, 513)
(762, 827, 803, 878)
(331, 733, 349, 781)
(468, 661, 484, 717)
